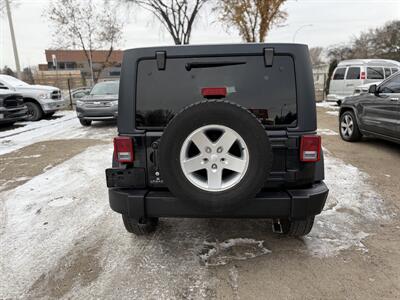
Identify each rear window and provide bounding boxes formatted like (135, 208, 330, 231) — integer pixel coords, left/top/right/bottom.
(346, 67, 360, 80)
(367, 67, 384, 79)
(333, 68, 346, 80)
(392, 68, 398, 74)
(136, 56, 297, 128)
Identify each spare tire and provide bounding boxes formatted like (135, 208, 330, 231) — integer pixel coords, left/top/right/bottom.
(159, 100, 272, 212)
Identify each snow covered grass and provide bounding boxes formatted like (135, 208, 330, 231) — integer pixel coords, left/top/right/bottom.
(0, 111, 116, 155)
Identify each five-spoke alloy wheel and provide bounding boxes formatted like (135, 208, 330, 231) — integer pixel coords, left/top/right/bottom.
(180, 124, 249, 192)
(339, 111, 362, 142)
(159, 101, 272, 211)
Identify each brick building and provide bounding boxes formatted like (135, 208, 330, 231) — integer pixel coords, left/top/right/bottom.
(43, 49, 123, 83)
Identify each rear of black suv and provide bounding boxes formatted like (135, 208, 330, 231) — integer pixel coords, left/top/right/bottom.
(106, 43, 328, 236)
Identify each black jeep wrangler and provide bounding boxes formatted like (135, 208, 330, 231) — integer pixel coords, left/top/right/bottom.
(106, 43, 329, 236)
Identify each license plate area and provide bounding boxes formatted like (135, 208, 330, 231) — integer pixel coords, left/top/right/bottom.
(106, 168, 146, 188)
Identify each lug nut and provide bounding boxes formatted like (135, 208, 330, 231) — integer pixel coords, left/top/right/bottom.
(203, 158, 209, 164)
(205, 147, 211, 153)
(211, 164, 217, 169)
(217, 147, 223, 153)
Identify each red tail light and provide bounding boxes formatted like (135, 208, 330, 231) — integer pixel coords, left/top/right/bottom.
(360, 71, 366, 80)
(114, 136, 134, 163)
(300, 135, 321, 162)
(201, 87, 227, 98)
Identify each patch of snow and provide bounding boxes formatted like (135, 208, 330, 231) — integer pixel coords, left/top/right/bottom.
(304, 152, 391, 257)
(316, 101, 340, 110)
(326, 111, 339, 116)
(43, 164, 53, 172)
(317, 128, 338, 136)
(199, 238, 271, 266)
(0, 144, 113, 298)
(228, 266, 240, 300)
(0, 176, 31, 192)
(0, 111, 116, 155)
(48, 196, 75, 207)
(0, 154, 41, 160)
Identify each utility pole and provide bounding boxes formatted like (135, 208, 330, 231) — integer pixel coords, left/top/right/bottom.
(5, 0, 21, 78)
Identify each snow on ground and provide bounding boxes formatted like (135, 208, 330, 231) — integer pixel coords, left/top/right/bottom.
(316, 101, 340, 110)
(0, 111, 116, 155)
(0, 144, 113, 298)
(199, 238, 271, 266)
(0, 131, 393, 297)
(304, 150, 392, 257)
(326, 110, 339, 116)
(317, 128, 338, 136)
(316, 101, 341, 117)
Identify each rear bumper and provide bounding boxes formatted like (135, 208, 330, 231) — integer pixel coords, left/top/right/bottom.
(108, 182, 329, 220)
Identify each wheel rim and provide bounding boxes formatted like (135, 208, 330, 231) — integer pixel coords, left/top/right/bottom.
(341, 114, 354, 137)
(26, 104, 36, 120)
(180, 124, 249, 192)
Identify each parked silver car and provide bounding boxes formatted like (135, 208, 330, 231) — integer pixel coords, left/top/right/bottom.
(75, 80, 119, 126)
(0, 75, 66, 121)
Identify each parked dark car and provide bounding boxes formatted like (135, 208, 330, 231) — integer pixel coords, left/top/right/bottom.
(106, 44, 329, 237)
(0, 90, 28, 126)
(339, 72, 400, 144)
(75, 80, 119, 126)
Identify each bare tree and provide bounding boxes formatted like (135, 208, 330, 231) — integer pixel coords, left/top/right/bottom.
(125, 0, 208, 44)
(309, 47, 324, 66)
(0, 0, 18, 14)
(327, 21, 400, 62)
(46, 0, 123, 83)
(215, 0, 287, 42)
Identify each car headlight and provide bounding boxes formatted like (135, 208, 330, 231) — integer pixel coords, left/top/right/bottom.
(76, 100, 84, 106)
(111, 100, 118, 106)
(38, 92, 51, 99)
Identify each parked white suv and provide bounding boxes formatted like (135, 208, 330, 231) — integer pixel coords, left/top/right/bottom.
(0, 75, 66, 121)
(327, 59, 399, 103)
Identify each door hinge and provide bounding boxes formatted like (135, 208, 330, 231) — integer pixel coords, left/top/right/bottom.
(156, 51, 166, 70)
(263, 48, 274, 67)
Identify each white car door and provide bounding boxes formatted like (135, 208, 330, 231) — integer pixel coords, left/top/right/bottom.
(343, 66, 361, 96)
(329, 67, 347, 97)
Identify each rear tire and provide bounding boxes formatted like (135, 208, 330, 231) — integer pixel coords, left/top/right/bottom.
(79, 119, 92, 126)
(122, 215, 159, 235)
(340, 111, 362, 142)
(25, 101, 43, 121)
(280, 217, 315, 236)
(159, 100, 272, 212)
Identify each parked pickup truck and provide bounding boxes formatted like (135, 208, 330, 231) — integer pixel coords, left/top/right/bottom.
(0, 75, 66, 121)
(0, 90, 28, 126)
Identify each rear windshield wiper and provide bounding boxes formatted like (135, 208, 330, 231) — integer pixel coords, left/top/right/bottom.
(185, 61, 246, 71)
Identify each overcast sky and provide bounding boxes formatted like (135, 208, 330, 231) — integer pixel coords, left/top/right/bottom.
(1, 0, 399, 69)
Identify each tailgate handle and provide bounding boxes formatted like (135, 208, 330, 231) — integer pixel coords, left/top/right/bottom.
(263, 48, 274, 67)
